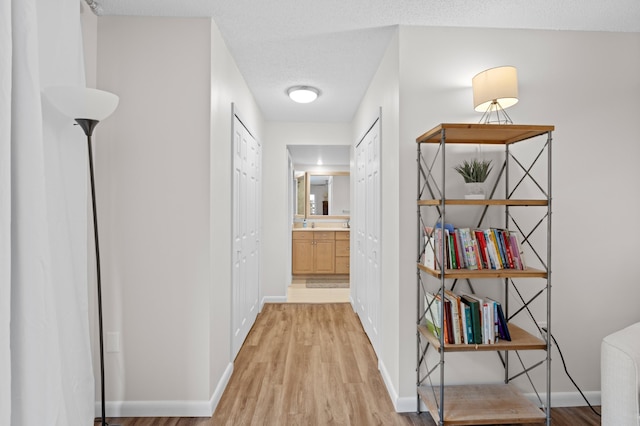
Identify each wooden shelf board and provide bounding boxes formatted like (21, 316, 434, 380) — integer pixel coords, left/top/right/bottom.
(417, 324, 547, 352)
(416, 123, 554, 145)
(418, 199, 548, 207)
(418, 383, 546, 425)
(417, 264, 547, 279)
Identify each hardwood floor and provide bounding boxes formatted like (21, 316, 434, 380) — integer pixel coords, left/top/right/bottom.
(101, 303, 601, 426)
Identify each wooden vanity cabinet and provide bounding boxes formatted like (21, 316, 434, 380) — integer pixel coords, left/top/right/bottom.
(335, 232, 350, 274)
(292, 230, 350, 275)
(292, 232, 314, 274)
(312, 231, 336, 273)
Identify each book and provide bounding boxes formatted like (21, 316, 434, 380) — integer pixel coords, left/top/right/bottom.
(433, 292, 453, 344)
(442, 295, 454, 344)
(509, 231, 527, 270)
(424, 292, 442, 339)
(423, 228, 435, 269)
(490, 229, 507, 268)
(445, 290, 464, 344)
(448, 231, 457, 269)
(461, 302, 473, 344)
(485, 297, 511, 341)
(460, 294, 482, 344)
(460, 228, 478, 270)
(434, 228, 445, 270)
(474, 230, 491, 269)
(453, 229, 465, 269)
(470, 232, 483, 270)
(485, 229, 503, 269)
(434, 223, 455, 270)
(482, 300, 495, 344)
(497, 229, 515, 269)
(496, 303, 511, 341)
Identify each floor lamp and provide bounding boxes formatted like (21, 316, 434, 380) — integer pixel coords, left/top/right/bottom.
(44, 86, 119, 426)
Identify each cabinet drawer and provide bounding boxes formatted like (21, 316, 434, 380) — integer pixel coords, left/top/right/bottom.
(336, 231, 350, 240)
(292, 231, 313, 240)
(313, 231, 335, 240)
(335, 240, 350, 257)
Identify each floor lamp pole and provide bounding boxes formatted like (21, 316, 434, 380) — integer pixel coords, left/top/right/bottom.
(76, 118, 108, 426)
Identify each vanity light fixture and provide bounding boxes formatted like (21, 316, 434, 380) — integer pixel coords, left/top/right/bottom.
(287, 86, 320, 104)
(472, 66, 518, 124)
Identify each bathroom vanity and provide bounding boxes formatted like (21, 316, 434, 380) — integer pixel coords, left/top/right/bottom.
(292, 229, 350, 275)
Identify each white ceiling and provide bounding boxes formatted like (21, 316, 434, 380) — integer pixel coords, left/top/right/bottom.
(93, 0, 640, 123)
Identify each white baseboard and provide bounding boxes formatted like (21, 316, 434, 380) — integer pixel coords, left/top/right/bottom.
(210, 362, 235, 412)
(378, 358, 426, 413)
(261, 295, 287, 308)
(97, 362, 234, 418)
(378, 358, 397, 408)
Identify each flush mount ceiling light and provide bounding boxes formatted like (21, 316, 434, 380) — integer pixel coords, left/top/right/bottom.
(287, 86, 320, 104)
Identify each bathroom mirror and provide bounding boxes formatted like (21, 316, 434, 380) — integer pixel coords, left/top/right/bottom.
(294, 172, 306, 217)
(288, 144, 350, 220)
(306, 171, 350, 219)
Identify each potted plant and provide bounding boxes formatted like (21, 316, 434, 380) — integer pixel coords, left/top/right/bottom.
(453, 159, 492, 199)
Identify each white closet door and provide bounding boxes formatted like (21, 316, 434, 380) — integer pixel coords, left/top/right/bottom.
(232, 114, 261, 359)
(354, 117, 381, 355)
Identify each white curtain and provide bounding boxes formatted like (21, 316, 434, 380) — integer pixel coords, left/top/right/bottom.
(0, 0, 95, 425)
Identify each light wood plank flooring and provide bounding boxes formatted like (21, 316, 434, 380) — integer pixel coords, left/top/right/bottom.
(100, 303, 601, 426)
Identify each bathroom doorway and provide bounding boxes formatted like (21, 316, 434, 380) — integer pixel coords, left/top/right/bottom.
(286, 145, 351, 303)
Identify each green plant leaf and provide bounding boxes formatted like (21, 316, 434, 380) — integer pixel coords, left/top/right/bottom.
(453, 159, 492, 183)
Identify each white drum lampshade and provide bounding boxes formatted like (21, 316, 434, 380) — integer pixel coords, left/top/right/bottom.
(472, 66, 518, 112)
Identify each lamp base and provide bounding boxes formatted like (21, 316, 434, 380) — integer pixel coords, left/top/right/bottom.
(479, 101, 513, 125)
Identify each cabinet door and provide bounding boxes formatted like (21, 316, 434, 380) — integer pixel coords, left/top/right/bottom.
(335, 256, 350, 274)
(314, 239, 335, 273)
(292, 239, 314, 274)
(335, 240, 350, 257)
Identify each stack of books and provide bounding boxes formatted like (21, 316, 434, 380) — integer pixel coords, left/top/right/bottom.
(424, 290, 511, 345)
(423, 225, 526, 271)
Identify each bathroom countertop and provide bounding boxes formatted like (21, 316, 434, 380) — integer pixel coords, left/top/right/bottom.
(292, 227, 350, 232)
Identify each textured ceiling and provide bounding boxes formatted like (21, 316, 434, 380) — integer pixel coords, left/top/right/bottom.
(94, 0, 640, 122)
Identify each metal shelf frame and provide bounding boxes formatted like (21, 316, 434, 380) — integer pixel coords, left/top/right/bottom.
(416, 124, 553, 426)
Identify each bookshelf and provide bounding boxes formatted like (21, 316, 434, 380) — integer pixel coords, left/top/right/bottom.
(416, 123, 553, 425)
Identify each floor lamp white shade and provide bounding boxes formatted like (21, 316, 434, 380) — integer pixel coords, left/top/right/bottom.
(44, 86, 119, 121)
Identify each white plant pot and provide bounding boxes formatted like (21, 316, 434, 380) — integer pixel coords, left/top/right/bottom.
(464, 182, 486, 199)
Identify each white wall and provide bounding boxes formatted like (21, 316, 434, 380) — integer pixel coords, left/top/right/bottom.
(208, 17, 264, 398)
(88, 15, 640, 415)
(262, 122, 352, 299)
(93, 16, 264, 415)
(98, 15, 212, 405)
(351, 29, 402, 407)
(387, 25, 640, 405)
